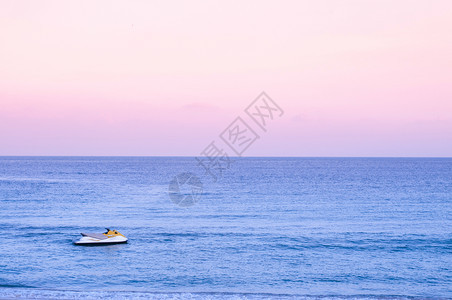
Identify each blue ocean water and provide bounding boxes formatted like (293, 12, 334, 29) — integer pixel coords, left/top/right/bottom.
(0, 157, 451, 299)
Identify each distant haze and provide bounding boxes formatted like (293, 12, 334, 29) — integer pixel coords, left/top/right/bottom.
(1, 0, 451, 156)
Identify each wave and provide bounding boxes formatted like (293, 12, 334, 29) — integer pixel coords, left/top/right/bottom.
(0, 177, 76, 183)
(0, 288, 432, 300)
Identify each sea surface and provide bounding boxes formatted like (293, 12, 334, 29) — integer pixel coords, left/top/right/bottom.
(0, 157, 451, 299)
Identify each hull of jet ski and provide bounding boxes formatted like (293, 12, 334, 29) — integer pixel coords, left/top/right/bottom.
(74, 236, 128, 246)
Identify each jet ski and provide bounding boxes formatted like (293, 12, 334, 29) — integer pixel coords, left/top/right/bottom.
(74, 228, 128, 246)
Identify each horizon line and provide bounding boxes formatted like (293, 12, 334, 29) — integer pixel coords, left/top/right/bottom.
(0, 155, 450, 159)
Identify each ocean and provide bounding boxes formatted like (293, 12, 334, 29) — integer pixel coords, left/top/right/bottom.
(0, 157, 450, 299)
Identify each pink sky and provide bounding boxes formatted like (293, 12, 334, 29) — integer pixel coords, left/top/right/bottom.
(0, 0, 451, 156)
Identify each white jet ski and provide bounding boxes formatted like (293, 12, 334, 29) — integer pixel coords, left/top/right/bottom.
(74, 228, 128, 246)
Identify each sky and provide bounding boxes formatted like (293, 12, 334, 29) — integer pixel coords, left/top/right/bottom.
(0, 0, 451, 156)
